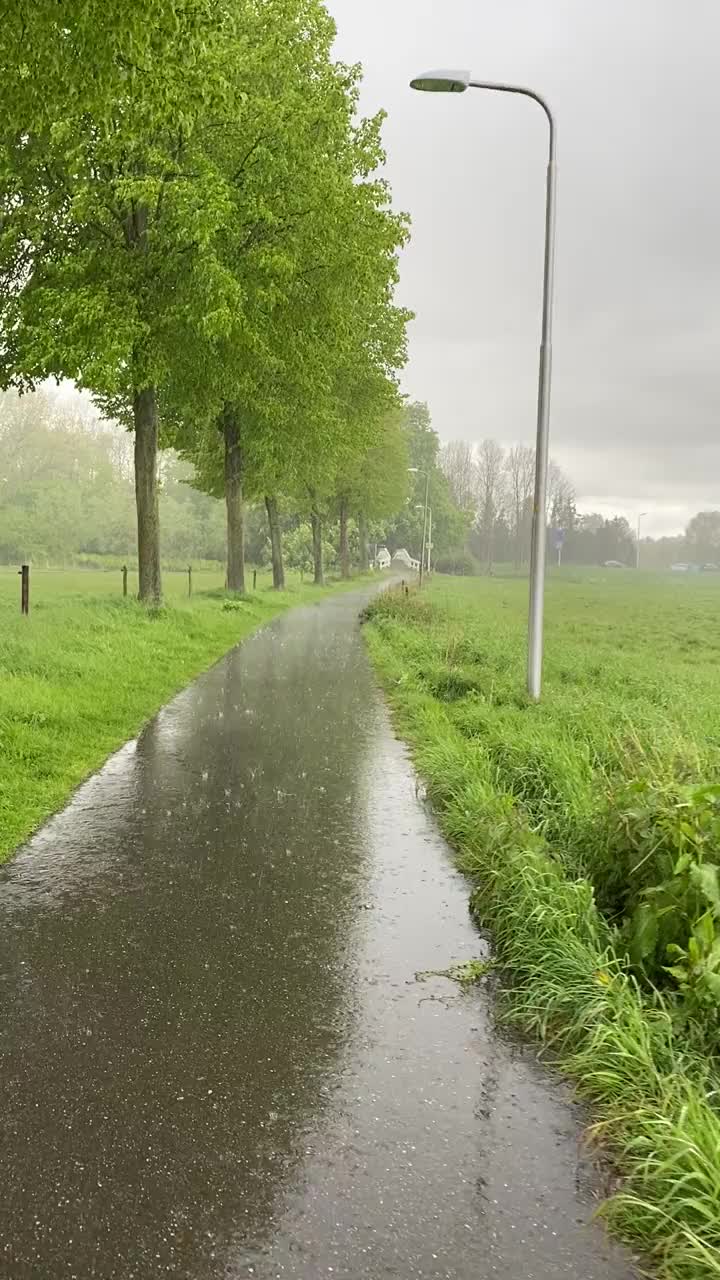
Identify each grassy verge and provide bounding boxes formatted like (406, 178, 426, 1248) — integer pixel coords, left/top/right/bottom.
(364, 574, 720, 1279)
(0, 568, 373, 863)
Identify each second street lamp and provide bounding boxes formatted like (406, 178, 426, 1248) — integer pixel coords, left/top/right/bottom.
(410, 68, 557, 701)
(636, 512, 648, 571)
(408, 467, 430, 587)
(416, 503, 433, 575)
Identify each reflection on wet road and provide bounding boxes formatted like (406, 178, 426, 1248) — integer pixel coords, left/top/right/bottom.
(0, 590, 636, 1278)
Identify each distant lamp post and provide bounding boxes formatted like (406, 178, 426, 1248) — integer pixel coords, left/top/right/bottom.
(636, 512, 648, 570)
(408, 467, 430, 586)
(416, 502, 434, 575)
(410, 68, 557, 701)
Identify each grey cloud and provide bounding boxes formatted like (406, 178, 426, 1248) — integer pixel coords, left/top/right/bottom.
(328, 0, 720, 534)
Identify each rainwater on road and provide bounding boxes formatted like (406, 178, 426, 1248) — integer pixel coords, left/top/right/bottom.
(0, 589, 636, 1279)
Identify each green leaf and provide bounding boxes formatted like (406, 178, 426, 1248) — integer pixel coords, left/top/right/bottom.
(693, 911, 716, 953)
(690, 862, 720, 911)
(702, 970, 720, 998)
(629, 902, 658, 964)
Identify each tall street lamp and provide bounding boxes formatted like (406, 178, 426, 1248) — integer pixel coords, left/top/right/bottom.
(408, 467, 430, 587)
(410, 68, 557, 701)
(416, 503, 433, 575)
(636, 512, 648, 570)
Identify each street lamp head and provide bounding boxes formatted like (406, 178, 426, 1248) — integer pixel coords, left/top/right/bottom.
(410, 69, 471, 94)
(407, 466, 419, 473)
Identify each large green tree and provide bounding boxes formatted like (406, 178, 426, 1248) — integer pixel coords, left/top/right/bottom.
(1, 3, 252, 601)
(333, 410, 409, 575)
(4, 1, 379, 603)
(177, 76, 409, 592)
(385, 402, 469, 563)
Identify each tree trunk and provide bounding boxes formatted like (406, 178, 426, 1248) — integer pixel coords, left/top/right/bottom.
(265, 495, 285, 590)
(223, 407, 245, 593)
(338, 496, 350, 580)
(309, 495, 324, 586)
(357, 510, 369, 571)
(133, 386, 162, 606)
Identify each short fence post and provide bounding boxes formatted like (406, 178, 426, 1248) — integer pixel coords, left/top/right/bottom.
(188, 565, 192, 598)
(19, 564, 29, 615)
(122, 564, 128, 597)
(253, 569, 257, 591)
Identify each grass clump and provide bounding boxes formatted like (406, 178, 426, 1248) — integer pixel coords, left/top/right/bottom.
(365, 572, 720, 1277)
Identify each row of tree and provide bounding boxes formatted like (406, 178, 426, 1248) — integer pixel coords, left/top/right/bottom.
(0, 388, 472, 571)
(1, 1, 413, 601)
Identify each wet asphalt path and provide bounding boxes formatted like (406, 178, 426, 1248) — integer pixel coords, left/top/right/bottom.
(0, 589, 636, 1279)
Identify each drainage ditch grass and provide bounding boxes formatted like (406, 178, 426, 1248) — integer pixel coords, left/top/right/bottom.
(364, 573, 720, 1279)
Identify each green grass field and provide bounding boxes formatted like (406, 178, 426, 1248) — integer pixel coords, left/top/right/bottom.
(365, 569, 720, 1279)
(0, 567, 365, 863)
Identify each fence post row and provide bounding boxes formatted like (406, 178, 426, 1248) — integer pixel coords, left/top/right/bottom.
(19, 564, 29, 615)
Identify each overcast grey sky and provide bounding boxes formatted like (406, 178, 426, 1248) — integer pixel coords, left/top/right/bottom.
(328, 0, 720, 536)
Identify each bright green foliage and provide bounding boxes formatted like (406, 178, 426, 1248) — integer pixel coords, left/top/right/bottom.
(339, 410, 410, 520)
(331, 408, 409, 572)
(600, 779, 720, 1020)
(364, 573, 720, 1279)
(1, 2, 220, 127)
(2, 0, 409, 603)
(159, 9, 411, 591)
(385, 402, 470, 560)
(284, 523, 336, 575)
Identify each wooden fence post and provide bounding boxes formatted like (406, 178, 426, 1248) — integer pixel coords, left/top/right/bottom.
(122, 564, 128, 597)
(19, 564, 29, 615)
(188, 565, 192, 598)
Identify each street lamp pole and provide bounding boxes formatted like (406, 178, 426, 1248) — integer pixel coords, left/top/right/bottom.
(416, 502, 433, 575)
(636, 512, 648, 570)
(408, 467, 430, 587)
(410, 69, 557, 701)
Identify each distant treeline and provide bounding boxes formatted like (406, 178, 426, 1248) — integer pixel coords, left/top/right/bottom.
(439, 439, 720, 570)
(0, 391, 470, 572)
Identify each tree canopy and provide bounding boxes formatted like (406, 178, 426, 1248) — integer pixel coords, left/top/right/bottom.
(1, 0, 410, 602)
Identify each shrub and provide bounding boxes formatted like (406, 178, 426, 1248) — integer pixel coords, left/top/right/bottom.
(434, 550, 479, 576)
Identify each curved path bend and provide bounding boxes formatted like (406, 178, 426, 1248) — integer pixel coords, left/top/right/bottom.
(0, 588, 636, 1279)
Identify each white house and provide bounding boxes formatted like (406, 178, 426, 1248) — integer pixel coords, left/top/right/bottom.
(375, 546, 391, 570)
(392, 548, 420, 572)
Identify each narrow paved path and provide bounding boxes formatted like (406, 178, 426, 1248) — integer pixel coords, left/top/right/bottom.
(0, 589, 636, 1279)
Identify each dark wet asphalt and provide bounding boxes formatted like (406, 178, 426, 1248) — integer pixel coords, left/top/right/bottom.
(0, 589, 636, 1280)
